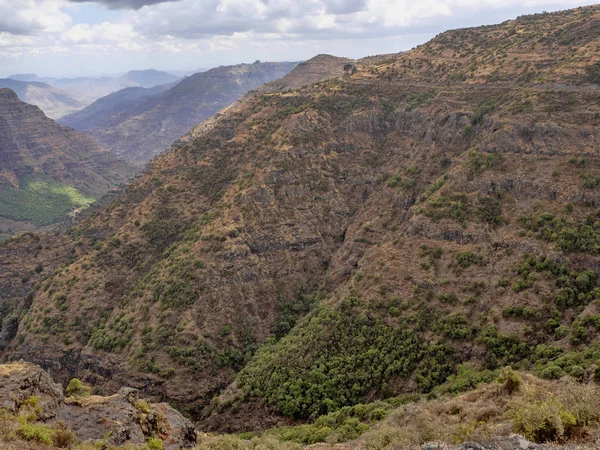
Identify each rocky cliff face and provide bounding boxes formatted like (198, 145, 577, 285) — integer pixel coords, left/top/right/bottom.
(60, 62, 299, 164)
(0, 361, 196, 448)
(1, 4, 600, 436)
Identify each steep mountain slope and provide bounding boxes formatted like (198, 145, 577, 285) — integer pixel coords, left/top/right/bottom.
(61, 62, 298, 164)
(1, 4, 600, 436)
(0, 79, 85, 119)
(0, 88, 133, 236)
(58, 82, 178, 131)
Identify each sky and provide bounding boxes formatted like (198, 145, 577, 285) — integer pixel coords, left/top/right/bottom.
(0, 0, 597, 78)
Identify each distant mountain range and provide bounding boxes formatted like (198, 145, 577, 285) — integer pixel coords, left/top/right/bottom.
(4, 69, 181, 118)
(0, 78, 86, 119)
(60, 61, 299, 164)
(0, 88, 133, 238)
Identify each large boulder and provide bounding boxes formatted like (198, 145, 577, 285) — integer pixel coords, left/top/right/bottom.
(55, 387, 196, 450)
(0, 361, 63, 420)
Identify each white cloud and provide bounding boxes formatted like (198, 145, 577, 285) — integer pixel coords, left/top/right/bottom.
(67, 0, 181, 9)
(61, 22, 137, 43)
(0, 0, 598, 77)
(128, 0, 596, 41)
(0, 0, 71, 35)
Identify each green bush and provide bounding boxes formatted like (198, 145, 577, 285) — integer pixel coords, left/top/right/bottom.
(509, 391, 576, 442)
(466, 148, 504, 178)
(512, 255, 599, 310)
(432, 363, 497, 395)
(271, 291, 325, 340)
(66, 378, 91, 397)
(456, 251, 483, 268)
(147, 437, 164, 450)
(422, 194, 472, 224)
(509, 382, 600, 443)
(16, 418, 53, 445)
(497, 367, 522, 394)
(479, 326, 531, 369)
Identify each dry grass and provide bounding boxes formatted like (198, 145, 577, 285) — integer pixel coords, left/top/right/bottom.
(195, 435, 302, 449)
(0, 362, 34, 377)
(356, 373, 600, 449)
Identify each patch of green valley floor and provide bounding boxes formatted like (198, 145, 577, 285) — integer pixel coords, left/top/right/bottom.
(0, 175, 96, 226)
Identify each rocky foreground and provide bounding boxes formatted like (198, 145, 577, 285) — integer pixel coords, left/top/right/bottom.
(0, 361, 597, 449)
(0, 362, 195, 449)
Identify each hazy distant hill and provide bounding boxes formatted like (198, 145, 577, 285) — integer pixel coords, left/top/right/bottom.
(7, 73, 44, 82)
(60, 61, 298, 164)
(118, 69, 180, 87)
(58, 81, 178, 132)
(8, 69, 181, 107)
(0, 88, 132, 237)
(0, 78, 85, 119)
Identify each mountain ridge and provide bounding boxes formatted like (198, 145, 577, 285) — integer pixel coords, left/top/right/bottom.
(60, 61, 299, 164)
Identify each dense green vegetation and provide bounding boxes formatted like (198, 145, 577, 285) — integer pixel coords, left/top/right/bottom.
(238, 298, 455, 418)
(513, 255, 599, 309)
(520, 211, 600, 254)
(271, 290, 326, 340)
(0, 175, 95, 225)
(236, 247, 600, 421)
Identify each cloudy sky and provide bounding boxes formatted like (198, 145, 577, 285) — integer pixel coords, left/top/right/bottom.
(0, 0, 596, 77)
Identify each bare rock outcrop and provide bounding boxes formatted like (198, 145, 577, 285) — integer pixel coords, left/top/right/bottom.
(0, 362, 196, 449)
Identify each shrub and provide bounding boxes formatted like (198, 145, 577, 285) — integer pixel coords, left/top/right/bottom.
(195, 435, 246, 449)
(479, 327, 531, 369)
(439, 293, 458, 305)
(520, 212, 600, 255)
(20, 396, 41, 421)
(16, 418, 53, 445)
(147, 437, 164, 450)
(509, 391, 576, 443)
(456, 251, 483, 268)
(509, 382, 600, 443)
(497, 367, 522, 394)
(65, 378, 90, 397)
(466, 148, 504, 178)
(52, 425, 75, 448)
(540, 364, 563, 380)
(422, 194, 473, 225)
(135, 400, 151, 414)
(433, 363, 497, 395)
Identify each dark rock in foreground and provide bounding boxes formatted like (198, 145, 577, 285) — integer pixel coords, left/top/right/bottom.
(0, 361, 196, 449)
